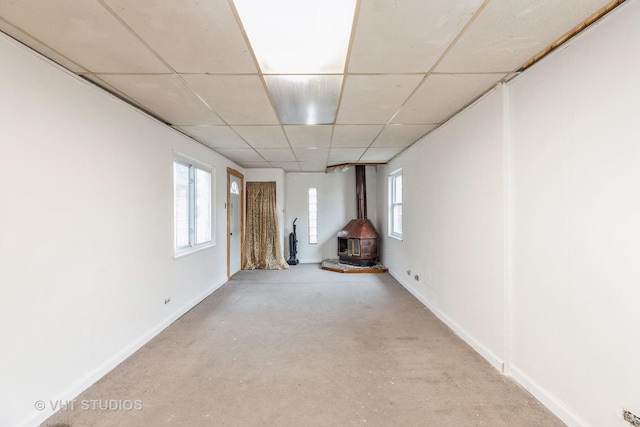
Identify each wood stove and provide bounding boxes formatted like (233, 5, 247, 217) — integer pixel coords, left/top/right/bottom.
(337, 165, 379, 266)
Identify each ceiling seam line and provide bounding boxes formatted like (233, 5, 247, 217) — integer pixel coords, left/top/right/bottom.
(0, 17, 88, 73)
(95, 0, 176, 74)
(385, 0, 494, 123)
(376, 0, 493, 165)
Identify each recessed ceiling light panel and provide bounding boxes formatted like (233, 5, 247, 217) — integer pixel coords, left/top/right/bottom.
(265, 75, 343, 125)
(233, 0, 357, 74)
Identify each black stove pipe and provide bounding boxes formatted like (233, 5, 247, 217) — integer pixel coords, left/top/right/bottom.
(355, 165, 367, 219)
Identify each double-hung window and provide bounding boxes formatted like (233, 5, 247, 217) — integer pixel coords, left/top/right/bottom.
(389, 169, 402, 239)
(174, 154, 213, 256)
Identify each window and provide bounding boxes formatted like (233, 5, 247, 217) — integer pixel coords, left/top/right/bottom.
(308, 187, 318, 244)
(230, 180, 240, 195)
(174, 154, 213, 256)
(389, 169, 402, 239)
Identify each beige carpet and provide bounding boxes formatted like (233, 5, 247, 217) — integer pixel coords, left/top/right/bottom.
(42, 264, 563, 426)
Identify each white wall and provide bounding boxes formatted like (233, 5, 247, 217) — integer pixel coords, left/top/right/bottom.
(0, 35, 240, 427)
(378, 86, 506, 369)
(376, 2, 640, 426)
(284, 167, 378, 263)
(244, 168, 286, 253)
(509, 2, 640, 425)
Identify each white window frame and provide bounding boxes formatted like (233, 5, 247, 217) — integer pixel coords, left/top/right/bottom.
(173, 153, 215, 258)
(388, 168, 402, 240)
(308, 187, 318, 245)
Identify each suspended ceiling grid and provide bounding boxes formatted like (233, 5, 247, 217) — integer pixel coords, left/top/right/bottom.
(0, 0, 619, 172)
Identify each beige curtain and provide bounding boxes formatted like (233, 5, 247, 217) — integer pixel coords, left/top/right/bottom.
(243, 182, 289, 270)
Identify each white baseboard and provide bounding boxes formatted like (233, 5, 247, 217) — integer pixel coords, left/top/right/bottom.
(388, 268, 588, 426)
(510, 366, 587, 427)
(19, 279, 226, 427)
(388, 268, 504, 372)
(298, 258, 323, 264)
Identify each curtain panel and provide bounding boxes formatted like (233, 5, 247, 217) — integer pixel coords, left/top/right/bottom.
(243, 181, 289, 270)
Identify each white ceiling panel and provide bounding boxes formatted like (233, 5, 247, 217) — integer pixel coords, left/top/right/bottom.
(0, 0, 169, 73)
(183, 75, 279, 125)
(294, 148, 329, 162)
(331, 125, 384, 148)
(239, 161, 272, 168)
(97, 74, 223, 125)
(0, 19, 87, 73)
(232, 126, 290, 149)
(256, 148, 297, 162)
(373, 125, 436, 148)
(336, 74, 424, 124)
(436, 0, 609, 72)
(360, 147, 405, 162)
(269, 162, 301, 172)
(348, 0, 484, 73)
(328, 148, 367, 164)
(393, 73, 505, 124)
(214, 148, 264, 163)
(102, 0, 256, 74)
(176, 126, 250, 149)
(284, 125, 333, 148)
(298, 162, 329, 172)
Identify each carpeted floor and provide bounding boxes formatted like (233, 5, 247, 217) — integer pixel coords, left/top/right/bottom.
(42, 264, 564, 426)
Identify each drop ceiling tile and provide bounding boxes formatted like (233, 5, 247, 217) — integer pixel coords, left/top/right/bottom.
(0, 0, 169, 73)
(294, 148, 329, 162)
(360, 147, 404, 162)
(183, 75, 279, 125)
(240, 161, 272, 169)
(214, 148, 264, 163)
(336, 74, 424, 124)
(102, 0, 256, 73)
(0, 20, 87, 73)
(331, 125, 384, 148)
(328, 148, 366, 164)
(349, 0, 484, 73)
(232, 126, 290, 149)
(256, 148, 296, 162)
(393, 73, 505, 124)
(284, 125, 332, 148)
(436, 0, 609, 72)
(176, 126, 249, 149)
(97, 74, 222, 125)
(298, 162, 329, 172)
(372, 125, 435, 148)
(269, 162, 301, 172)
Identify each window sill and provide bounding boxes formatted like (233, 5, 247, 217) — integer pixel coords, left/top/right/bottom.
(173, 242, 215, 260)
(388, 234, 403, 241)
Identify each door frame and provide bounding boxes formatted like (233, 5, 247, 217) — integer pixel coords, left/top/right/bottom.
(227, 167, 245, 279)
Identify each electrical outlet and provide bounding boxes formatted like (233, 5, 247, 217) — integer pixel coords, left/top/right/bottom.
(414, 275, 419, 281)
(164, 298, 171, 305)
(624, 409, 640, 427)
(407, 269, 411, 275)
